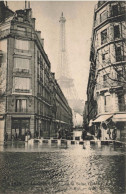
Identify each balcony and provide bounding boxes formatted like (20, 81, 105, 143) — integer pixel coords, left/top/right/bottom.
(94, 7, 126, 28)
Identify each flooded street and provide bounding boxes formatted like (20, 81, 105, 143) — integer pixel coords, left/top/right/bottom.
(0, 140, 125, 194)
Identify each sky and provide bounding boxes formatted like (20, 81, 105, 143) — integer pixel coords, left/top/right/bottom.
(8, 1, 97, 102)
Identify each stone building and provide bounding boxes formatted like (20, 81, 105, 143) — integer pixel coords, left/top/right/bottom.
(0, 2, 72, 141)
(84, 1, 126, 142)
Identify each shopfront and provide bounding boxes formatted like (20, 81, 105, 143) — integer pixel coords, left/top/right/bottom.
(11, 118, 30, 140)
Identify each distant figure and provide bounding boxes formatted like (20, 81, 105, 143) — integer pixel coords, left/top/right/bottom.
(65, 129, 68, 139)
(58, 128, 61, 139)
(4, 132, 8, 142)
(107, 128, 111, 139)
(97, 128, 101, 140)
(15, 132, 18, 140)
(112, 127, 117, 140)
(82, 129, 87, 140)
(34, 131, 39, 138)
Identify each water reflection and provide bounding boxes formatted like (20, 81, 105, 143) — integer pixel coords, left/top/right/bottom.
(0, 141, 125, 194)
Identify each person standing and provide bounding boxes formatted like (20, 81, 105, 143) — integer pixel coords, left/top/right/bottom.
(65, 129, 68, 140)
(4, 132, 8, 142)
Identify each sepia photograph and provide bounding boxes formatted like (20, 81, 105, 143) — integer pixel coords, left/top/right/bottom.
(0, 0, 126, 193)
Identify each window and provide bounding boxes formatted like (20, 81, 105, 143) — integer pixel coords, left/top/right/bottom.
(103, 73, 109, 82)
(112, 5, 118, 16)
(101, 29, 107, 44)
(117, 70, 123, 81)
(102, 52, 108, 61)
(15, 58, 29, 71)
(118, 94, 125, 111)
(103, 73, 110, 87)
(16, 99, 27, 112)
(14, 77, 30, 92)
(114, 25, 120, 39)
(15, 39, 29, 50)
(104, 95, 111, 112)
(115, 46, 122, 62)
(100, 11, 107, 23)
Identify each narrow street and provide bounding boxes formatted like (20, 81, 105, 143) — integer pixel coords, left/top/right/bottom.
(0, 130, 125, 194)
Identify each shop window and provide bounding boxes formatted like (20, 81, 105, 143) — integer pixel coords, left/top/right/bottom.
(101, 29, 107, 45)
(115, 46, 122, 62)
(16, 99, 27, 112)
(114, 25, 120, 39)
(14, 77, 30, 92)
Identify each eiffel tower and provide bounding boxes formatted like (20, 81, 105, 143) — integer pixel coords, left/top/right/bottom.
(57, 13, 83, 115)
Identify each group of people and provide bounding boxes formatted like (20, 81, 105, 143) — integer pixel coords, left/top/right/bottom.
(95, 126, 117, 140)
(57, 128, 69, 139)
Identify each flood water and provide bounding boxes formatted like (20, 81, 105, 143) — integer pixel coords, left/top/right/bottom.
(0, 140, 125, 194)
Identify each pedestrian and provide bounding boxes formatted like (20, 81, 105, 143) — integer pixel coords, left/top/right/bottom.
(107, 128, 111, 139)
(97, 128, 101, 140)
(15, 132, 18, 140)
(65, 129, 68, 139)
(58, 128, 61, 139)
(4, 132, 8, 142)
(82, 129, 87, 140)
(112, 127, 117, 140)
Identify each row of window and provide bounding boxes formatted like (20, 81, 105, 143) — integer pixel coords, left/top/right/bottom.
(101, 25, 120, 45)
(101, 45, 122, 63)
(96, 4, 125, 26)
(104, 94, 125, 112)
(15, 99, 52, 114)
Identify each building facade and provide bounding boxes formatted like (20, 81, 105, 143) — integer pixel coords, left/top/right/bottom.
(84, 1, 126, 142)
(0, 2, 72, 141)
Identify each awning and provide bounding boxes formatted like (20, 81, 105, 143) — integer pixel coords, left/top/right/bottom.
(112, 114, 126, 122)
(93, 114, 113, 123)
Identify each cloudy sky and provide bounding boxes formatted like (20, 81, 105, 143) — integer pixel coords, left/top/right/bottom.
(8, 1, 96, 102)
